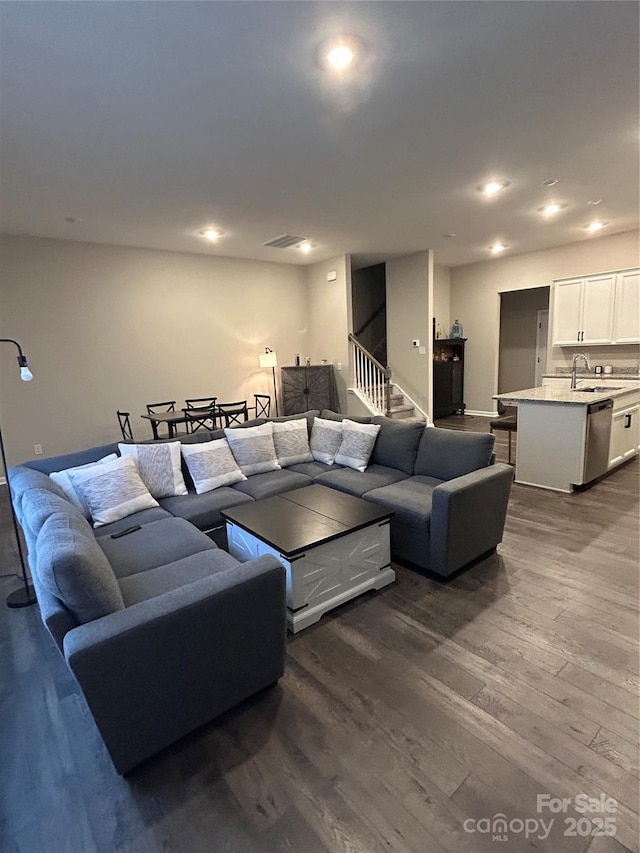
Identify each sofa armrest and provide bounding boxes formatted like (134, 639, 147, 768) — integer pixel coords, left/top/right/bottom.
(63, 554, 285, 774)
(430, 463, 514, 577)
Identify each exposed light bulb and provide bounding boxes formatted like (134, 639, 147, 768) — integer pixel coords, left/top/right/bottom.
(20, 366, 33, 381)
(326, 44, 355, 70)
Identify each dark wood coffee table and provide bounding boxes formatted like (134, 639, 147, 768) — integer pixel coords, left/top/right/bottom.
(221, 484, 395, 632)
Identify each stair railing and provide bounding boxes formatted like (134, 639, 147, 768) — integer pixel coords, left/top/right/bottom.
(348, 333, 392, 415)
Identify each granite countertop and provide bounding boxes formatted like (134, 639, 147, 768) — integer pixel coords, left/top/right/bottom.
(542, 372, 640, 381)
(495, 382, 640, 406)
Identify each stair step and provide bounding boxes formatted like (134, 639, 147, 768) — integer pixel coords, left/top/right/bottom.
(387, 404, 415, 419)
(389, 394, 404, 405)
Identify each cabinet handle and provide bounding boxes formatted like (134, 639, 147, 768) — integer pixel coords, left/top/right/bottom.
(624, 414, 632, 429)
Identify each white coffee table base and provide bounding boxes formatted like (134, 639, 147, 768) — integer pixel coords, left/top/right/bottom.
(226, 519, 395, 633)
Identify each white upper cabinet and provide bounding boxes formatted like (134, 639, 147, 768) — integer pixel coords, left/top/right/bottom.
(552, 268, 638, 346)
(612, 270, 640, 344)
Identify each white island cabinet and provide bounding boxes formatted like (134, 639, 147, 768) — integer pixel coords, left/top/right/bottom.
(495, 383, 640, 492)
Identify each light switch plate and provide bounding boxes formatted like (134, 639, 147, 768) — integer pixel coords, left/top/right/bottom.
(412, 339, 420, 347)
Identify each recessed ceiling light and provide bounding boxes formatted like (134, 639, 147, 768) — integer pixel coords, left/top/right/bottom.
(200, 228, 222, 242)
(541, 178, 558, 187)
(443, 233, 457, 239)
(490, 242, 508, 254)
(539, 202, 567, 216)
(477, 180, 510, 197)
(64, 216, 80, 223)
(587, 199, 603, 206)
(297, 240, 312, 254)
(326, 44, 355, 70)
(585, 221, 607, 233)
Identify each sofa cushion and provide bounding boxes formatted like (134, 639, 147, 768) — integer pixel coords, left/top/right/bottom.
(180, 439, 246, 494)
(414, 427, 495, 480)
(371, 417, 426, 475)
(334, 419, 381, 472)
(159, 487, 254, 531)
(36, 512, 124, 624)
(272, 419, 313, 467)
(310, 416, 343, 464)
(286, 460, 342, 479)
(364, 475, 443, 529)
(320, 410, 373, 424)
(8, 466, 67, 523)
(21, 443, 120, 475)
(232, 469, 312, 501)
(118, 441, 188, 498)
(21, 488, 85, 541)
(69, 456, 159, 527)
(93, 506, 174, 538)
(49, 454, 119, 518)
(118, 549, 241, 606)
(224, 422, 280, 476)
(97, 517, 218, 579)
(314, 464, 408, 498)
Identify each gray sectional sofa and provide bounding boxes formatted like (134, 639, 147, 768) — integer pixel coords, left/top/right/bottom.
(8, 409, 513, 774)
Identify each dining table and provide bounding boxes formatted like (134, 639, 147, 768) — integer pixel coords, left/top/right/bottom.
(140, 410, 193, 439)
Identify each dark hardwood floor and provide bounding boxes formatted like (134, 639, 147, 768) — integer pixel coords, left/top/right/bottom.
(1, 417, 638, 853)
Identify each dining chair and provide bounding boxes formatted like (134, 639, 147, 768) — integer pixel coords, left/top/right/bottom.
(183, 397, 218, 433)
(116, 411, 134, 441)
(217, 400, 249, 428)
(490, 401, 518, 465)
(254, 394, 271, 418)
(145, 400, 180, 437)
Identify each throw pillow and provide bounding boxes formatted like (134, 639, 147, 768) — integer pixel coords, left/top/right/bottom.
(49, 454, 119, 518)
(36, 512, 124, 623)
(335, 419, 381, 472)
(118, 441, 188, 499)
(272, 419, 313, 467)
(180, 439, 247, 494)
(224, 422, 281, 476)
(68, 456, 159, 527)
(310, 416, 344, 465)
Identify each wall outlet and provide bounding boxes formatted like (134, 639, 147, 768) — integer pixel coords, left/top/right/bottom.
(336, 362, 342, 371)
(412, 339, 420, 347)
(327, 270, 337, 282)
(34, 444, 43, 455)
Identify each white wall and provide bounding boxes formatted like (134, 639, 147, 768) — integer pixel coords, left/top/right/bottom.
(305, 255, 351, 412)
(386, 251, 432, 415)
(450, 230, 640, 414)
(0, 236, 308, 465)
(433, 263, 451, 340)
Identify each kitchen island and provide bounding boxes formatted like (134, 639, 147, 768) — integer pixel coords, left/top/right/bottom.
(494, 382, 640, 492)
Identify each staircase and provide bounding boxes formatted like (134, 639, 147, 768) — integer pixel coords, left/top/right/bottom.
(348, 334, 427, 422)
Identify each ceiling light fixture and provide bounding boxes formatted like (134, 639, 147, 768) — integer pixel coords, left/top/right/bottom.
(539, 202, 566, 216)
(541, 178, 559, 187)
(297, 240, 312, 254)
(200, 228, 222, 242)
(585, 221, 607, 233)
(443, 233, 457, 239)
(477, 180, 509, 197)
(587, 199, 603, 206)
(326, 44, 355, 70)
(490, 242, 508, 254)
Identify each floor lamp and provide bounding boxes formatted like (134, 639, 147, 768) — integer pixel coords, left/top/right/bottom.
(259, 347, 279, 416)
(1, 338, 37, 609)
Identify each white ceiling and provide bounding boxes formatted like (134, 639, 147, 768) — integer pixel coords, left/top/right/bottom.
(1, 1, 638, 269)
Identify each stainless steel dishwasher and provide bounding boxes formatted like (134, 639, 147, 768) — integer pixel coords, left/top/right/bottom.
(582, 399, 613, 483)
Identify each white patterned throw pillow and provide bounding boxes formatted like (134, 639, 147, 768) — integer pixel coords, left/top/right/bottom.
(68, 456, 159, 527)
(224, 422, 280, 476)
(180, 439, 247, 494)
(272, 420, 313, 467)
(118, 442, 187, 499)
(334, 419, 381, 472)
(49, 454, 119, 519)
(309, 417, 343, 465)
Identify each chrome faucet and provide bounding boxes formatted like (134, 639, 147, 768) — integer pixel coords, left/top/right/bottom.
(570, 353, 590, 389)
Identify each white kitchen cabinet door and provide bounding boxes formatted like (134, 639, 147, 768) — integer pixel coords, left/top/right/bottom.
(612, 270, 640, 344)
(581, 274, 615, 344)
(608, 403, 640, 468)
(552, 278, 583, 345)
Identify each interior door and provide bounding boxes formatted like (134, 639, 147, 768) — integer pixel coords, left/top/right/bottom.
(535, 309, 549, 386)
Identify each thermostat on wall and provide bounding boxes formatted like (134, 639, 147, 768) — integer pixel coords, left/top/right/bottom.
(327, 270, 337, 282)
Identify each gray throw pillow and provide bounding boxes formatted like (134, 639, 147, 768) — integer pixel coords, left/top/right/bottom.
(118, 441, 188, 498)
(69, 456, 159, 527)
(224, 422, 280, 476)
(36, 512, 124, 624)
(49, 454, 119, 518)
(272, 419, 313, 467)
(310, 416, 343, 464)
(181, 439, 247, 493)
(334, 419, 381, 472)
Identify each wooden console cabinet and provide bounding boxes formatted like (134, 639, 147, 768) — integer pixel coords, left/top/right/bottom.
(281, 364, 338, 414)
(433, 338, 466, 418)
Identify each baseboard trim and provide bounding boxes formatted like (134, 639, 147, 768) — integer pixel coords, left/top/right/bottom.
(464, 410, 497, 418)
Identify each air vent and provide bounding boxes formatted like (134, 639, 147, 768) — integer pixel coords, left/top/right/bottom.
(262, 234, 306, 249)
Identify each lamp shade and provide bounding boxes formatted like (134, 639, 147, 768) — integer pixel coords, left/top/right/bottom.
(259, 350, 278, 369)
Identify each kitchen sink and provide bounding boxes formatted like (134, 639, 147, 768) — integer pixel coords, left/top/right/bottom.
(575, 386, 623, 393)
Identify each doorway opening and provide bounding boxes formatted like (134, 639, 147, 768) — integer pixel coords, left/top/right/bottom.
(498, 287, 550, 400)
